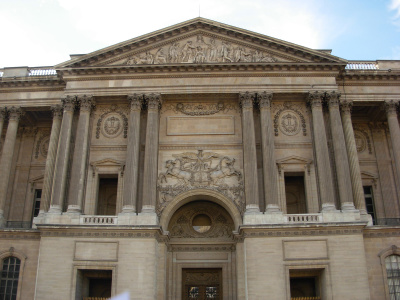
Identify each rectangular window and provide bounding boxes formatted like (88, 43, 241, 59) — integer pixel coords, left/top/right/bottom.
(363, 186, 376, 224)
(290, 270, 321, 300)
(76, 269, 112, 300)
(32, 189, 42, 218)
(284, 174, 307, 214)
(97, 176, 118, 216)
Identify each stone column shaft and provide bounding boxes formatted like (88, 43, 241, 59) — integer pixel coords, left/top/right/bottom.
(39, 105, 63, 214)
(141, 93, 161, 213)
(385, 100, 400, 186)
(122, 94, 143, 213)
(0, 107, 22, 225)
(308, 92, 336, 211)
(0, 108, 6, 146)
(327, 92, 355, 211)
(341, 100, 367, 214)
(67, 95, 95, 213)
(49, 96, 76, 213)
(258, 92, 280, 213)
(240, 92, 260, 213)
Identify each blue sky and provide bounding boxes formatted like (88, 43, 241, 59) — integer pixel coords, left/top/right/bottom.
(0, 0, 399, 68)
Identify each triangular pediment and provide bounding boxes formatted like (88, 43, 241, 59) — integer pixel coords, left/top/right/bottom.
(90, 158, 125, 167)
(360, 171, 378, 180)
(276, 155, 312, 165)
(56, 18, 347, 69)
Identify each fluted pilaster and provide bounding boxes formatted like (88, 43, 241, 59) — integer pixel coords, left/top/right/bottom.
(38, 105, 63, 215)
(0, 107, 22, 226)
(67, 95, 95, 213)
(240, 92, 260, 213)
(326, 92, 355, 211)
(122, 94, 143, 213)
(308, 92, 336, 211)
(141, 93, 162, 214)
(384, 100, 400, 185)
(340, 100, 367, 214)
(49, 96, 76, 213)
(258, 92, 280, 213)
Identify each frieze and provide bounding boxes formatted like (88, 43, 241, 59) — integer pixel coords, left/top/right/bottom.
(273, 102, 307, 136)
(241, 227, 363, 237)
(39, 229, 162, 238)
(170, 244, 236, 252)
(120, 34, 280, 66)
(157, 150, 244, 216)
(96, 104, 129, 139)
(159, 144, 243, 150)
(162, 101, 236, 116)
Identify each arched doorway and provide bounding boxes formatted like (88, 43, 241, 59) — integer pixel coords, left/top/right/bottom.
(165, 199, 238, 300)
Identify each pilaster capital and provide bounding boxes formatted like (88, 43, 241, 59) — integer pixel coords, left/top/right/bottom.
(0, 107, 6, 120)
(383, 100, 399, 117)
(128, 94, 144, 112)
(50, 105, 63, 120)
(77, 95, 95, 112)
(23, 127, 38, 137)
(7, 106, 23, 122)
(257, 91, 273, 109)
(307, 91, 324, 109)
(145, 93, 162, 111)
(239, 92, 256, 110)
(326, 91, 341, 108)
(340, 99, 353, 115)
(61, 96, 77, 112)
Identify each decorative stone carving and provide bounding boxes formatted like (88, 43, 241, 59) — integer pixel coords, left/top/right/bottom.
(77, 95, 95, 112)
(96, 105, 128, 139)
(162, 101, 237, 115)
(7, 106, 23, 121)
(123, 34, 278, 65)
(35, 132, 50, 159)
(353, 126, 373, 154)
(273, 102, 307, 136)
(61, 95, 76, 112)
(157, 150, 244, 216)
(168, 201, 234, 239)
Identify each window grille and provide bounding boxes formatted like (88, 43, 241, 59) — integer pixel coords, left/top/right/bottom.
(386, 255, 400, 299)
(0, 257, 21, 300)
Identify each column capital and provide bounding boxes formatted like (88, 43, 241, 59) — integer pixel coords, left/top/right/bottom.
(77, 95, 95, 112)
(384, 100, 399, 117)
(145, 93, 162, 111)
(7, 106, 23, 121)
(258, 91, 273, 109)
(62, 96, 77, 112)
(22, 127, 38, 137)
(0, 107, 6, 120)
(239, 92, 256, 110)
(51, 105, 63, 120)
(340, 99, 353, 115)
(326, 91, 341, 108)
(128, 94, 144, 111)
(307, 91, 324, 108)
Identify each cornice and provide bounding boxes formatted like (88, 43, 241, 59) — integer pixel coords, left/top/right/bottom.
(363, 227, 400, 238)
(0, 77, 64, 89)
(0, 229, 41, 240)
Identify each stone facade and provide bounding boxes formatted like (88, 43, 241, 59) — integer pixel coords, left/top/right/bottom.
(0, 18, 399, 299)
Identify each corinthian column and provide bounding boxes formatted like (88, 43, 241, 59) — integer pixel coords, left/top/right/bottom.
(239, 92, 260, 213)
(67, 95, 95, 214)
(122, 94, 143, 213)
(0, 107, 22, 226)
(384, 100, 400, 184)
(258, 92, 280, 213)
(38, 105, 63, 215)
(326, 92, 355, 211)
(307, 92, 336, 211)
(141, 93, 161, 214)
(340, 100, 367, 214)
(49, 96, 76, 213)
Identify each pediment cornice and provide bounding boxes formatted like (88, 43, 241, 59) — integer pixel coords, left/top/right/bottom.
(56, 18, 347, 70)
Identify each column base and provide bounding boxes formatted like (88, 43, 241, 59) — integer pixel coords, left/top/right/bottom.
(245, 204, 261, 214)
(141, 205, 156, 214)
(121, 205, 136, 214)
(341, 202, 357, 211)
(265, 204, 281, 213)
(66, 205, 82, 214)
(47, 205, 62, 214)
(321, 203, 338, 212)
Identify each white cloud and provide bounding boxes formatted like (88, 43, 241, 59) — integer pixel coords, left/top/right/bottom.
(390, 0, 400, 27)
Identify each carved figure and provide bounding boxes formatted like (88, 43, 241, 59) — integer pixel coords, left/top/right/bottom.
(209, 157, 242, 185)
(158, 159, 192, 186)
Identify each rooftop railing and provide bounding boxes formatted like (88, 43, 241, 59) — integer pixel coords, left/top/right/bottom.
(28, 68, 57, 76)
(345, 61, 378, 70)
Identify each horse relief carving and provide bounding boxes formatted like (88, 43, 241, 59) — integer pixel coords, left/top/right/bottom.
(157, 150, 244, 216)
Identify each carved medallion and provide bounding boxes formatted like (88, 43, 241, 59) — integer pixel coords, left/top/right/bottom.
(157, 150, 244, 216)
(100, 113, 124, 138)
(279, 111, 300, 136)
(35, 133, 50, 159)
(354, 131, 366, 153)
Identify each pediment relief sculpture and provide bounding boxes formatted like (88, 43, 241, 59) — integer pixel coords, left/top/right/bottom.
(111, 34, 284, 66)
(157, 150, 244, 216)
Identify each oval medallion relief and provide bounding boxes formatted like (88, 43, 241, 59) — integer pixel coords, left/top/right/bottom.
(279, 110, 300, 136)
(354, 131, 366, 153)
(101, 113, 123, 138)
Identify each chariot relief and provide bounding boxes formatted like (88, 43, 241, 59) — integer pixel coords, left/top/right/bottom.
(157, 150, 244, 216)
(123, 34, 278, 65)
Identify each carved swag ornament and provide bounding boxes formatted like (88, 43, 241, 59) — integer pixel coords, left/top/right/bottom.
(157, 150, 244, 216)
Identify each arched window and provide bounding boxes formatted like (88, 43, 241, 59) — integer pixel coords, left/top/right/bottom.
(0, 256, 21, 300)
(386, 255, 400, 299)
